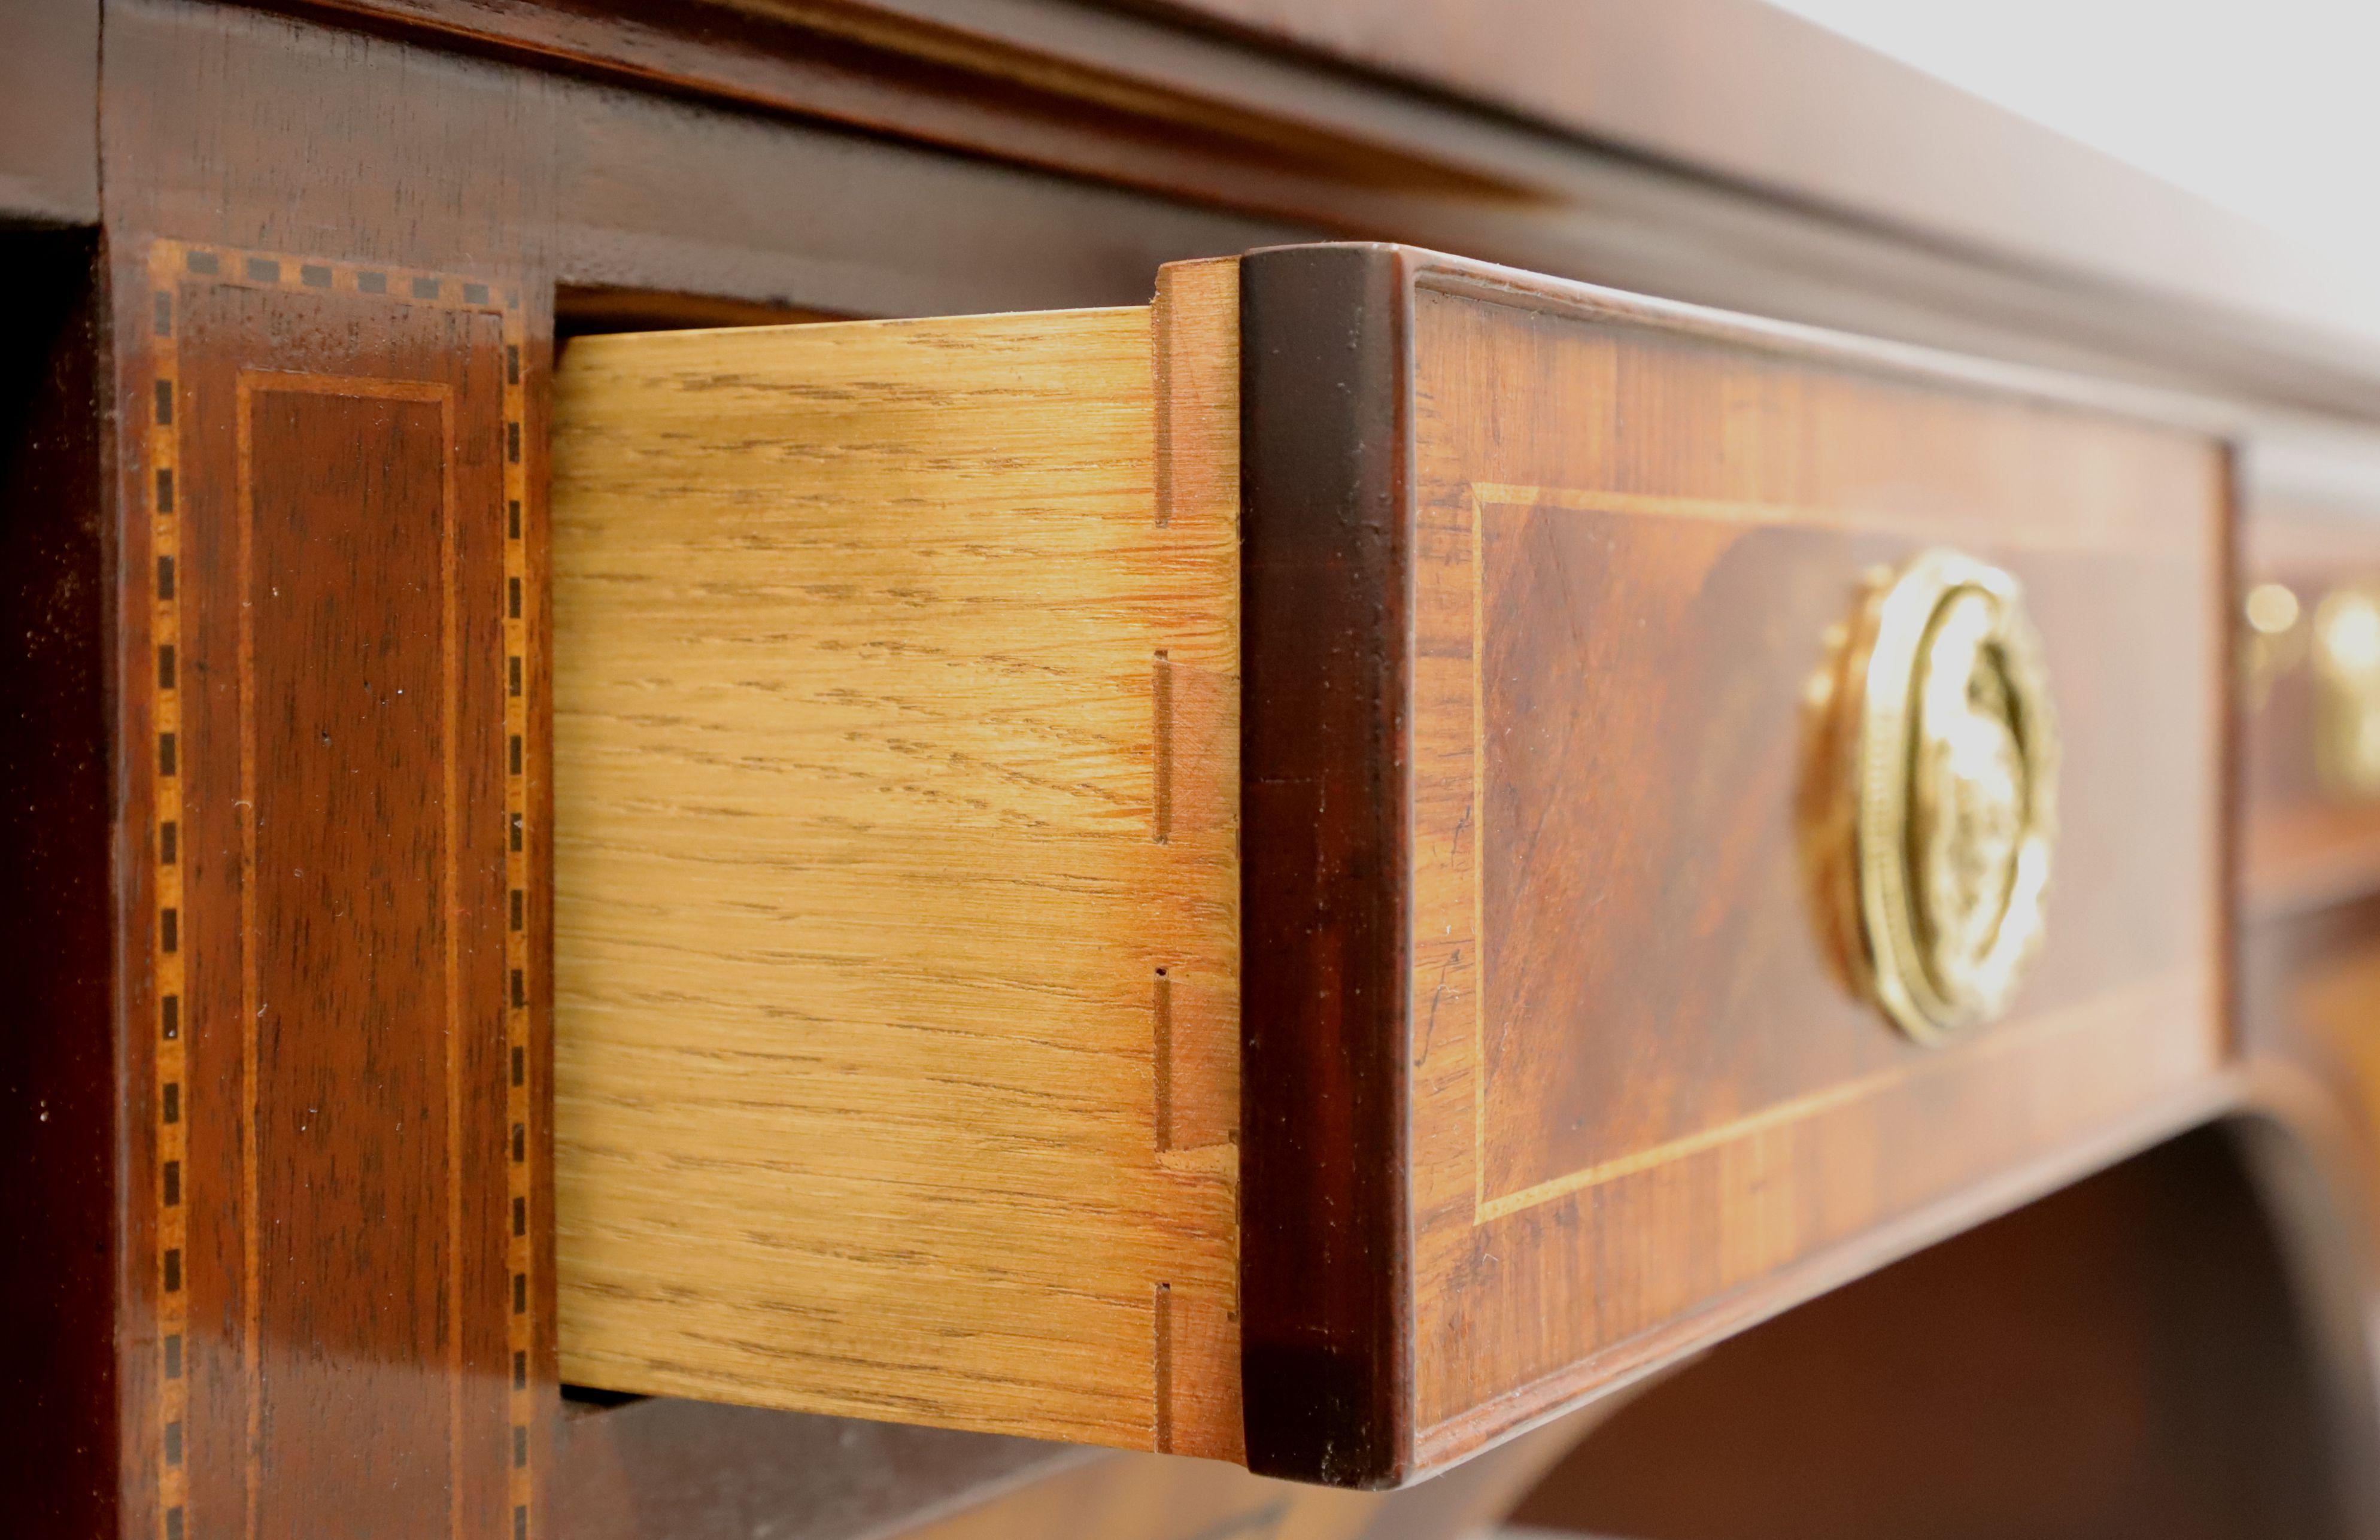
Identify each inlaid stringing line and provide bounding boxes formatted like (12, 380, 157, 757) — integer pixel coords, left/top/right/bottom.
(500, 287, 535, 1540)
(148, 240, 188, 1540)
(144, 241, 536, 1540)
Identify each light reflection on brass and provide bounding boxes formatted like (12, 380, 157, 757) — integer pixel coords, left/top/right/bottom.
(2314, 585, 2380, 799)
(1815, 550, 2060, 1043)
(2242, 580, 2306, 710)
(1796, 610, 1865, 1005)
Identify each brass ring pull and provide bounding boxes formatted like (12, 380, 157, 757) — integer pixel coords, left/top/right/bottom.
(1842, 549, 2060, 1043)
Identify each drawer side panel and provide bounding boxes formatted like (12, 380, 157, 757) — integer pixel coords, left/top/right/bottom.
(550, 290, 1240, 1456)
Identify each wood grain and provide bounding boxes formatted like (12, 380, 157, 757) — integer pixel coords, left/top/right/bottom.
(1239, 245, 2230, 1484)
(552, 265, 1241, 1455)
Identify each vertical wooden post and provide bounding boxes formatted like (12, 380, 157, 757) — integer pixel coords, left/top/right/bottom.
(116, 238, 551, 1540)
(0, 229, 115, 1539)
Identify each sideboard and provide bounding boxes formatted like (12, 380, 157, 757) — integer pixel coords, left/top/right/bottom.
(8, 2, 2380, 1536)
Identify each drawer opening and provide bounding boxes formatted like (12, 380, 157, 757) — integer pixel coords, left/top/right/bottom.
(555, 282, 845, 344)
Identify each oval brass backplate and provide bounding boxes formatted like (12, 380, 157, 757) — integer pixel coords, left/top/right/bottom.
(1839, 549, 2060, 1043)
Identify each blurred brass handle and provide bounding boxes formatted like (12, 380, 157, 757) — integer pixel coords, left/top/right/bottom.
(2314, 585, 2380, 799)
(2241, 580, 2305, 710)
(1845, 550, 2060, 1043)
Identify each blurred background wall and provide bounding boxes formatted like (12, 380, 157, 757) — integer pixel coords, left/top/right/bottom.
(1770, 1, 2380, 267)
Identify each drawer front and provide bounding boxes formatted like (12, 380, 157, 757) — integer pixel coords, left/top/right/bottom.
(1240, 247, 2228, 1482)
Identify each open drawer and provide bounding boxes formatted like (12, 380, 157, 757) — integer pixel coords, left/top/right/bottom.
(552, 245, 2227, 1486)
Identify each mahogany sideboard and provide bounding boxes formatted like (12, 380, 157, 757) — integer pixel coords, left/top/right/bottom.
(9, 1, 2380, 1536)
